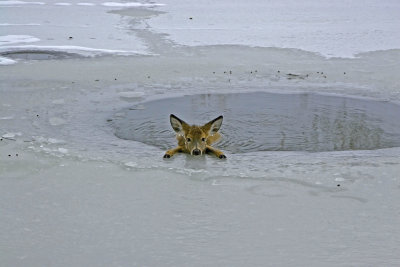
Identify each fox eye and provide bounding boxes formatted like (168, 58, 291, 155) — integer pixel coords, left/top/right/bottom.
(201, 138, 206, 142)
(186, 138, 191, 142)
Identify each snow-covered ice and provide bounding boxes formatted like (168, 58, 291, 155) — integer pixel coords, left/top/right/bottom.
(54, 2, 72, 6)
(101, 2, 164, 7)
(76, 2, 95, 6)
(0, 56, 16, 65)
(0, 35, 40, 45)
(0, 1, 45, 5)
(0, 0, 156, 64)
(1, 0, 400, 266)
(148, 0, 400, 58)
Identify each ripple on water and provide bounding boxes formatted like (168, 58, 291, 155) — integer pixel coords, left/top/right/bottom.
(113, 92, 400, 153)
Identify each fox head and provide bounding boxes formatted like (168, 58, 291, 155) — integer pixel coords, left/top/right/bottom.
(169, 114, 223, 156)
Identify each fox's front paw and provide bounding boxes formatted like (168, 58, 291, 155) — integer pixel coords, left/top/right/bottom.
(163, 154, 171, 158)
(218, 154, 227, 159)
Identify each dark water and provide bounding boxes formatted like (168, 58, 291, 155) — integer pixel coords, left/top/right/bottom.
(113, 92, 400, 153)
(1, 50, 81, 60)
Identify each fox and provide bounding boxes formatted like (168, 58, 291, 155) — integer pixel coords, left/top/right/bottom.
(163, 114, 227, 159)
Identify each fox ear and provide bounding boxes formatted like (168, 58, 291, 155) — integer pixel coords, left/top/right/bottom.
(203, 115, 223, 135)
(170, 114, 187, 134)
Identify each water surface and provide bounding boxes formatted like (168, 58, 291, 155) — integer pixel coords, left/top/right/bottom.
(114, 92, 400, 153)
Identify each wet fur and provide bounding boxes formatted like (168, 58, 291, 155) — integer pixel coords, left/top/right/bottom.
(164, 114, 226, 159)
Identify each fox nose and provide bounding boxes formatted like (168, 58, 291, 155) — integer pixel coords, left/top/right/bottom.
(192, 149, 201, 156)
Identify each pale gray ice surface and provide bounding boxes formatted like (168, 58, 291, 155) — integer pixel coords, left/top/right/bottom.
(1, 1, 400, 266)
(148, 0, 400, 58)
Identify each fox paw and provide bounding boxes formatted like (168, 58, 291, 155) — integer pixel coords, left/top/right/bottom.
(163, 154, 171, 158)
(218, 154, 227, 159)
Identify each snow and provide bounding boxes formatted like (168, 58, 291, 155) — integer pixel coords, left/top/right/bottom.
(1, 0, 400, 266)
(0, 1, 153, 59)
(118, 91, 145, 99)
(51, 99, 65, 105)
(76, 2, 95, 6)
(49, 117, 66, 126)
(101, 2, 165, 7)
(0, 1, 163, 7)
(148, 0, 400, 58)
(2, 132, 21, 138)
(0, 56, 16, 65)
(0, 35, 40, 45)
(0, 1, 45, 5)
(54, 2, 72, 6)
(0, 23, 41, 26)
(0, 44, 144, 56)
(0, 116, 14, 120)
(57, 147, 68, 153)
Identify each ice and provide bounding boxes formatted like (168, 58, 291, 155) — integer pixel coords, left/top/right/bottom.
(0, 0, 164, 6)
(48, 138, 65, 144)
(54, 2, 72, 6)
(0, 56, 16, 65)
(0, 23, 41, 26)
(57, 147, 68, 153)
(0, 0, 155, 61)
(49, 117, 66, 126)
(148, 0, 400, 58)
(124, 161, 138, 167)
(0, 35, 40, 45)
(1, 0, 400, 266)
(0, 116, 14, 120)
(0, 1, 45, 5)
(51, 99, 65, 104)
(101, 2, 165, 7)
(76, 2, 95, 6)
(2, 133, 18, 138)
(0, 45, 145, 56)
(118, 91, 145, 100)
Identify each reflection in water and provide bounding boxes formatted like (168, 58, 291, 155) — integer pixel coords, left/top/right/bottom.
(113, 92, 400, 153)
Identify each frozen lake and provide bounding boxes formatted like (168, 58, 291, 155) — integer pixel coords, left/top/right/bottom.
(1, 0, 400, 266)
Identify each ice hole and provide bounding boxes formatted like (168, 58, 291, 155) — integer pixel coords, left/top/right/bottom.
(113, 92, 400, 153)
